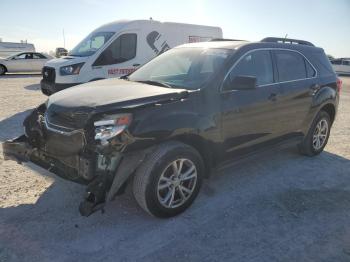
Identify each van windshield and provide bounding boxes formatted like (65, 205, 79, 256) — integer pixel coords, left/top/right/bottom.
(69, 32, 114, 57)
(128, 48, 232, 90)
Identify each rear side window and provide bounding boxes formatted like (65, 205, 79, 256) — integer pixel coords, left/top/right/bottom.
(228, 50, 274, 86)
(275, 50, 308, 81)
(33, 53, 46, 59)
(344, 60, 350, 66)
(94, 33, 137, 66)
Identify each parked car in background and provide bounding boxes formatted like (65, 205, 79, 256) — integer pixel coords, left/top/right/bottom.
(331, 58, 350, 75)
(0, 52, 53, 75)
(0, 41, 35, 57)
(40, 19, 223, 95)
(3, 37, 340, 218)
(55, 47, 68, 58)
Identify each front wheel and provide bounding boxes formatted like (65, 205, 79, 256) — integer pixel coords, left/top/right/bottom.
(298, 110, 331, 156)
(0, 65, 6, 75)
(133, 141, 204, 218)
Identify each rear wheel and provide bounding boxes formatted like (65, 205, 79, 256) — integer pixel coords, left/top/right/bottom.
(298, 110, 331, 156)
(133, 141, 204, 218)
(0, 65, 6, 75)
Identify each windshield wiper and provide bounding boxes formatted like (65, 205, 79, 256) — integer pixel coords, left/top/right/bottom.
(136, 80, 172, 88)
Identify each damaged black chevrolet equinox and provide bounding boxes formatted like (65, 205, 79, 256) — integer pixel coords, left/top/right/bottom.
(3, 37, 341, 217)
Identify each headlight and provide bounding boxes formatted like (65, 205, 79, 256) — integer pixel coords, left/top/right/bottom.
(59, 63, 85, 76)
(94, 113, 132, 145)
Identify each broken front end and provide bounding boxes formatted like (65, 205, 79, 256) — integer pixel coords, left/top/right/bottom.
(2, 103, 146, 216)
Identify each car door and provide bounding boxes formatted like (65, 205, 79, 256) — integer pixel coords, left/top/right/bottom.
(32, 53, 48, 71)
(272, 50, 317, 134)
(92, 32, 139, 79)
(221, 50, 282, 153)
(5, 53, 30, 72)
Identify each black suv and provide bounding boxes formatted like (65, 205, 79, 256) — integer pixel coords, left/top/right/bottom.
(3, 37, 341, 218)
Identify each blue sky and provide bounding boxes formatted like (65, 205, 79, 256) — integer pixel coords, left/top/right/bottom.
(1, 0, 349, 57)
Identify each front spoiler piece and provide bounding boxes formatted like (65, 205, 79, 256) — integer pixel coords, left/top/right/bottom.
(2, 135, 33, 163)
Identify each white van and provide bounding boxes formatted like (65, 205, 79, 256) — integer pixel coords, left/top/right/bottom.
(331, 58, 350, 75)
(41, 19, 222, 95)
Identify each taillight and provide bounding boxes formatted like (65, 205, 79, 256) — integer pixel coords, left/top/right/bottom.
(336, 78, 342, 93)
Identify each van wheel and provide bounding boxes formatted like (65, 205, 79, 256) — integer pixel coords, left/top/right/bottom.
(133, 141, 204, 218)
(298, 110, 331, 156)
(0, 65, 6, 75)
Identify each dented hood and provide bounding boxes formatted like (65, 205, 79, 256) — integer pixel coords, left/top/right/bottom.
(48, 78, 188, 110)
(45, 78, 188, 129)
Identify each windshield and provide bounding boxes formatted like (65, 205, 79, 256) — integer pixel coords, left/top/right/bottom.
(69, 32, 114, 57)
(128, 48, 232, 90)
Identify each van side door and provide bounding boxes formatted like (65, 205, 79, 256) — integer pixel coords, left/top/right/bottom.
(221, 50, 282, 153)
(92, 33, 138, 79)
(341, 60, 350, 74)
(272, 50, 317, 134)
(330, 59, 342, 74)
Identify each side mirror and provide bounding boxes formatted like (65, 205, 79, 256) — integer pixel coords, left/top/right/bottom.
(223, 75, 257, 91)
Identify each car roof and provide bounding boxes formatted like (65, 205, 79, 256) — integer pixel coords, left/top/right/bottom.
(176, 41, 248, 50)
(176, 40, 323, 53)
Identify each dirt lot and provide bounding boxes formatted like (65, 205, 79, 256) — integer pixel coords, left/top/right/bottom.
(0, 75, 350, 262)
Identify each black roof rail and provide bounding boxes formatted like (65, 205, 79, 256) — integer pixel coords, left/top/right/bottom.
(210, 38, 246, 42)
(261, 37, 315, 47)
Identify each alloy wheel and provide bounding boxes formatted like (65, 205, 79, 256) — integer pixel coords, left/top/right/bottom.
(157, 158, 197, 209)
(312, 119, 329, 150)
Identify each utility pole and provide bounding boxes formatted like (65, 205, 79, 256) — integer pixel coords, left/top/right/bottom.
(63, 29, 66, 48)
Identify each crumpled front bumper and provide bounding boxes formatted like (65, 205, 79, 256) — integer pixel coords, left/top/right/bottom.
(2, 134, 93, 184)
(41, 80, 80, 96)
(2, 133, 149, 217)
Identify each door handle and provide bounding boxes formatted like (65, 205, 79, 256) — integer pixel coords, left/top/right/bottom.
(268, 93, 278, 101)
(133, 63, 140, 67)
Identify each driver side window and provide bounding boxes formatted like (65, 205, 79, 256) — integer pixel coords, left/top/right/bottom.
(15, 53, 29, 59)
(228, 50, 274, 86)
(94, 33, 137, 66)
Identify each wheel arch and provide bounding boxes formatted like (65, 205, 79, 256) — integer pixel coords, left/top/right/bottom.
(171, 134, 215, 177)
(0, 64, 8, 73)
(320, 103, 336, 125)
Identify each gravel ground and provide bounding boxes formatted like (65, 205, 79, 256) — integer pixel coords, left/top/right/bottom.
(0, 74, 350, 262)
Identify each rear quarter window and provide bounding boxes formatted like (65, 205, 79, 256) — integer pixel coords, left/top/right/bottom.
(308, 50, 335, 77)
(275, 50, 307, 81)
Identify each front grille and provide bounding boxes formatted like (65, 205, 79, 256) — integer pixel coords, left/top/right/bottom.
(42, 66, 55, 83)
(46, 104, 91, 130)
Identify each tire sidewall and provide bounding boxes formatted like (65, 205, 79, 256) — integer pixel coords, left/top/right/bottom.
(308, 111, 331, 155)
(0, 65, 5, 75)
(145, 146, 204, 218)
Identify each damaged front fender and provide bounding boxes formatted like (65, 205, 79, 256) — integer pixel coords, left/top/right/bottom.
(79, 148, 149, 216)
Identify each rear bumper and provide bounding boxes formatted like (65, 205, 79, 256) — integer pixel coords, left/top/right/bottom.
(40, 80, 80, 96)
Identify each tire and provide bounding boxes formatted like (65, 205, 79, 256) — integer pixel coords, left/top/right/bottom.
(133, 141, 204, 218)
(298, 110, 331, 156)
(0, 65, 6, 75)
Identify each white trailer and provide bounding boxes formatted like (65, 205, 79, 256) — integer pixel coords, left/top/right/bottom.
(41, 19, 223, 94)
(0, 42, 35, 58)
